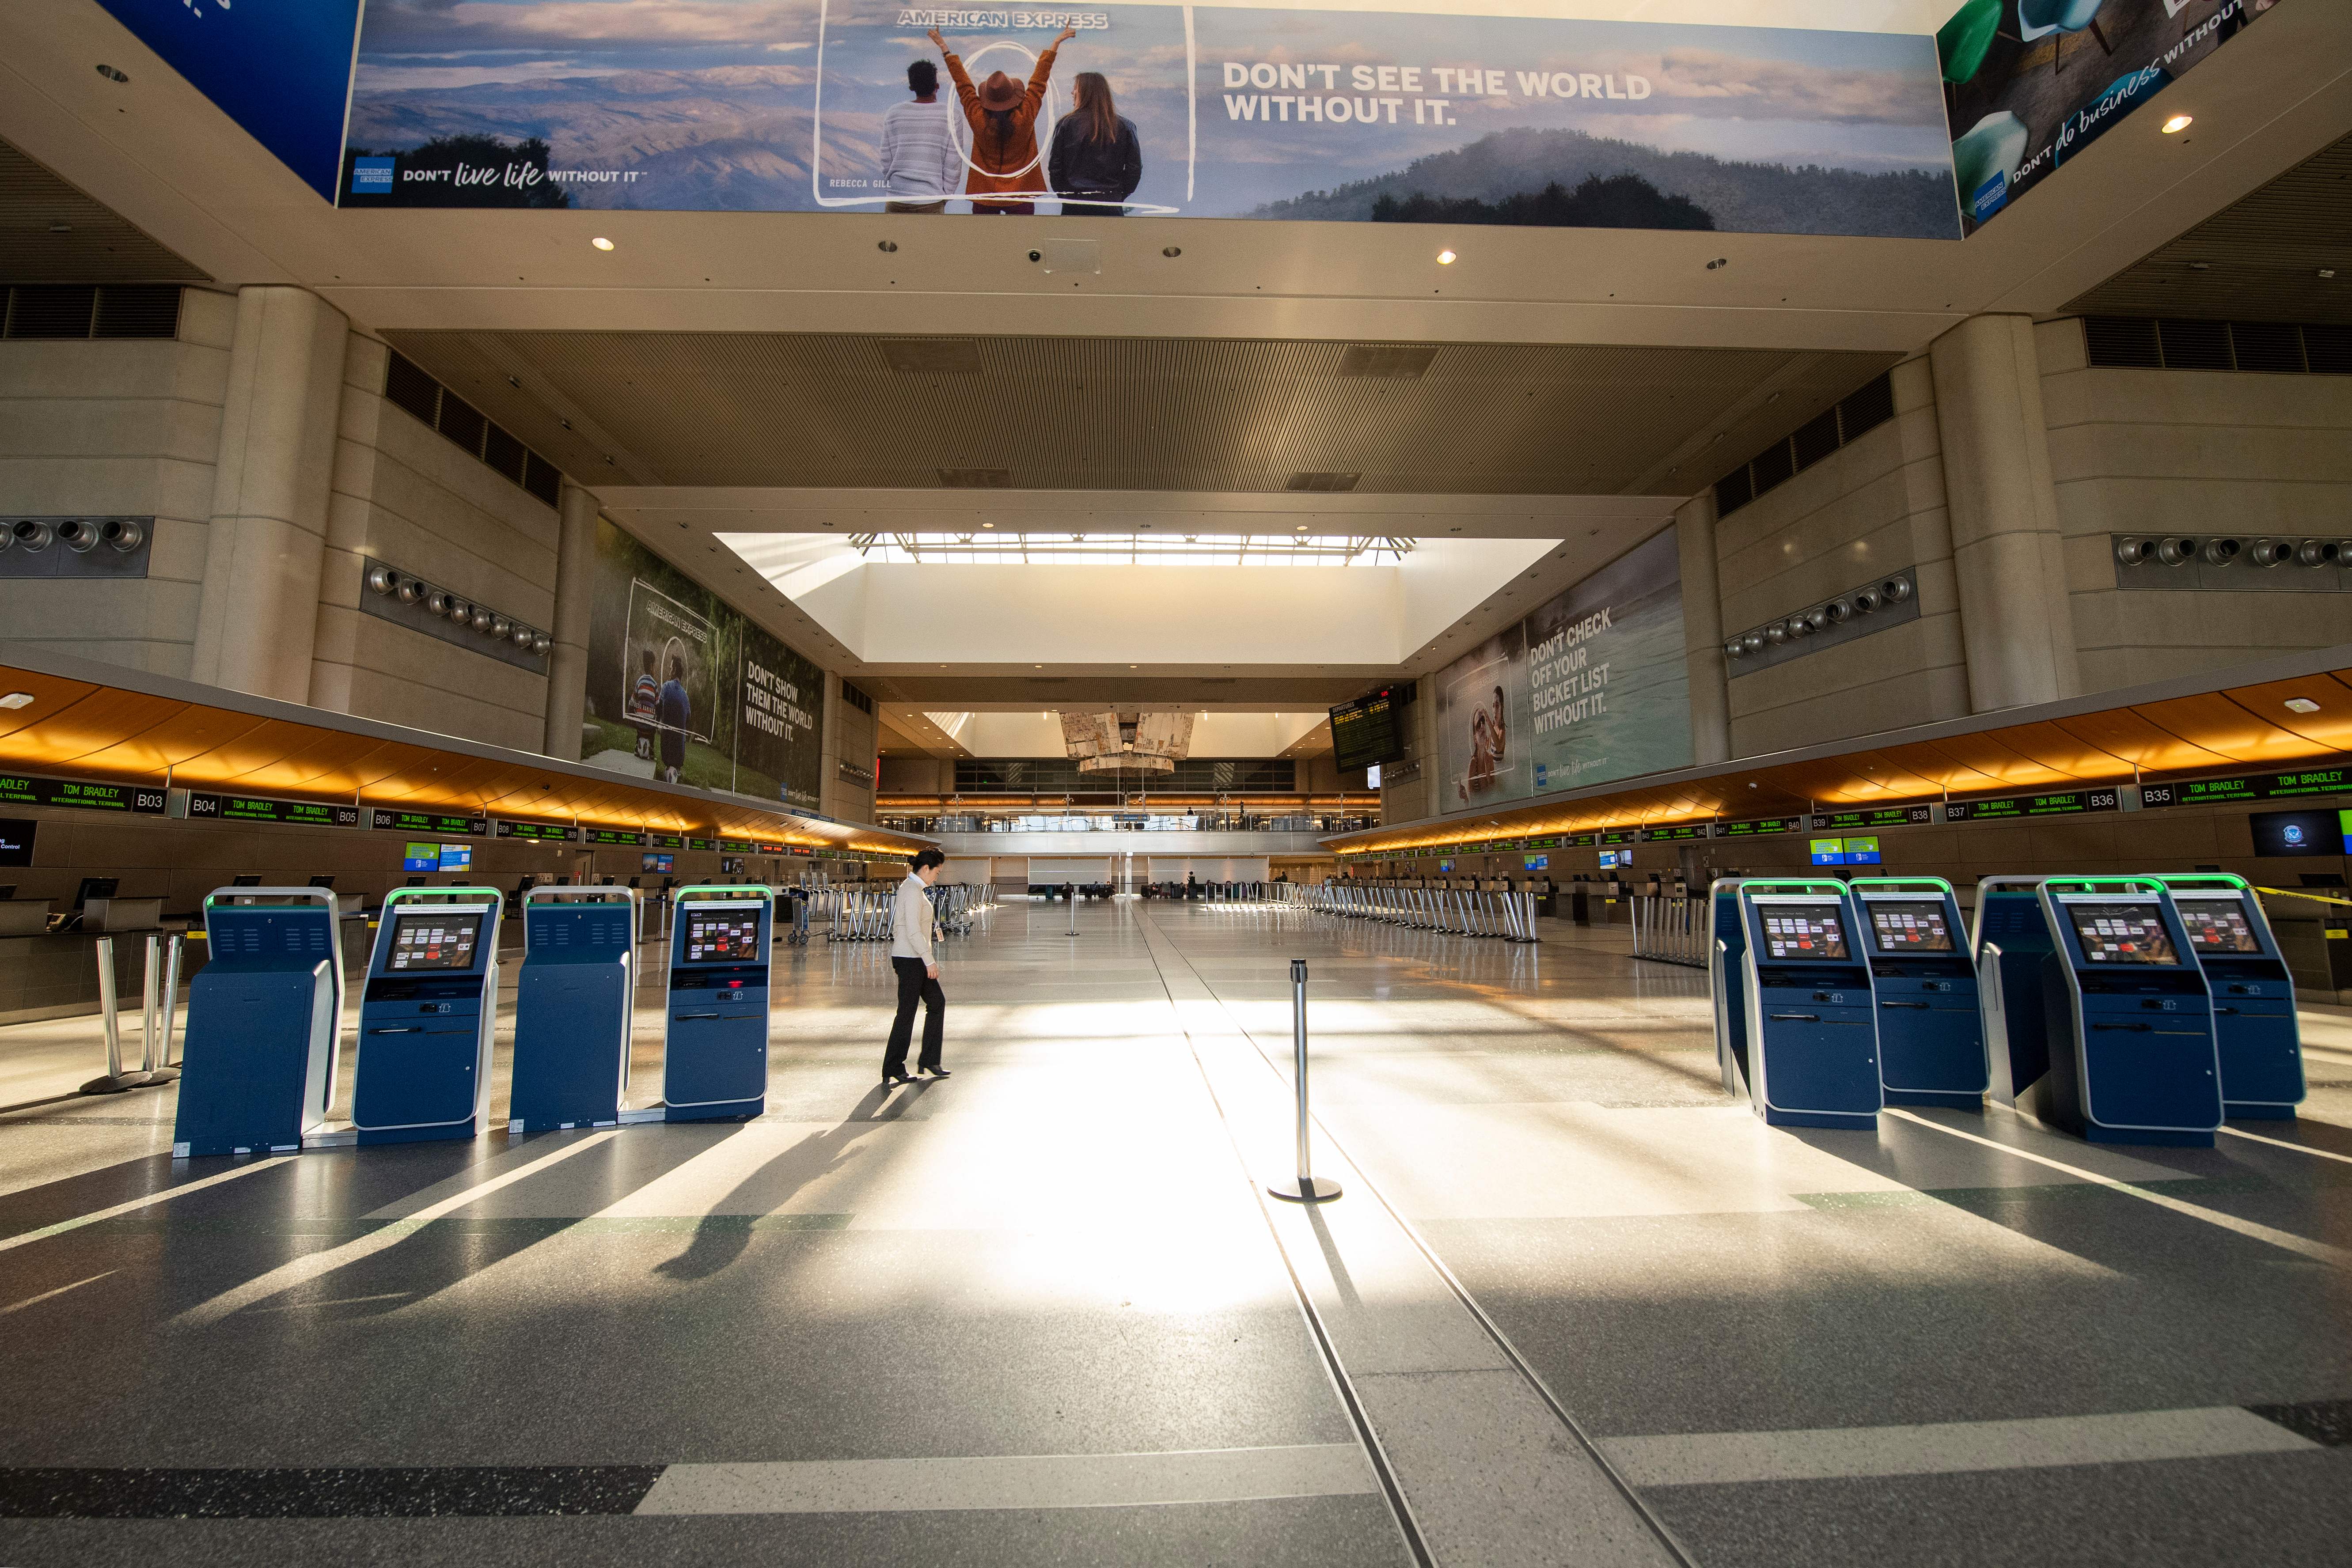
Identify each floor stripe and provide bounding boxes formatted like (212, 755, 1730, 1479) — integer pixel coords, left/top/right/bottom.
(1604, 1407, 2318, 1488)
(1888, 1109, 2352, 1268)
(173, 1130, 618, 1328)
(2221, 1125, 2352, 1166)
(0, 1270, 115, 1317)
(0, 1158, 293, 1255)
(0, 1465, 660, 1518)
(633, 1445, 1379, 1515)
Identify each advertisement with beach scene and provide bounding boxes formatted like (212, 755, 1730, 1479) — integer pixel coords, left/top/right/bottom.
(337, 0, 1962, 237)
(1941, 0, 2285, 233)
(584, 519, 827, 813)
(1435, 526, 1691, 813)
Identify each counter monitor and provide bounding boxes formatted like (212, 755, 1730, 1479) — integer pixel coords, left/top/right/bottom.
(683, 907, 763, 962)
(1868, 901, 1954, 953)
(1760, 903, 1850, 961)
(2064, 901, 2180, 965)
(2176, 898, 2261, 954)
(386, 911, 482, 971)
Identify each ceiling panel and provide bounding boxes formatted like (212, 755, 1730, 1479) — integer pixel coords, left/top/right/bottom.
(387, 328, 1896, 497)
(2064, 133, 2352, 325)
(0, 136, 208, 285)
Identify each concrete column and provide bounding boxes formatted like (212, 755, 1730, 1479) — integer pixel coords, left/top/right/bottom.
(191, 286, 349, 702)
(1673, 494, 1731, 766)
(542, 479, 599, 758)
(1928, 314, 2080, 712)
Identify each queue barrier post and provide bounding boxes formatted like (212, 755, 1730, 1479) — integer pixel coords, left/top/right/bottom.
(80, 935, 154, 1095)
(1268, 958, 1340, 1204)
(137, 932, 179, 1084)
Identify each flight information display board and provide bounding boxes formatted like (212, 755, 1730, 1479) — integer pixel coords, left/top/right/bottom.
(1868, 901, 1954, 953)
(2177, 899, 2261, 953)
(683, 908, 762, 962)
(1811, 804, 1932, 831)
(496, 819, 577, 843)
(2065, 902, 2180, 965)
(1715, 816, 1804, 838)
(2142, 765, 2352, 809)
(1760, 903, 1850, 961)
(1944, 788, 2120, 822)
(386, 911, 483, 971)
(1331, 687, 1406, 774)
(372, 808, 486, 836)
(189, 792, 360, 828)
(584, 827, 646, 846)
(0, 773, 165, 814)
(1643, 823, 1710, 843)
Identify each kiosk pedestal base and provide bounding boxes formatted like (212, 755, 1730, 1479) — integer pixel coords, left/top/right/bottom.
(2224, 1102, 2295, 1121)
(666, 1102, 763, 1124)
(2084, 1124, 2215, 1148)
(1886, 1089, 1983, 1110)
(1763, 1108, 1877, 1131)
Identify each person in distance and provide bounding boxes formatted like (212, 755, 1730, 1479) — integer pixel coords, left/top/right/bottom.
(884, 848, 952, 1086)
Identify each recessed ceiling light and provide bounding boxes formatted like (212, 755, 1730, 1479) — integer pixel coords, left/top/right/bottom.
(591, 237, 616, 251)
(2285, 697, 2322, 714)
(1436, 250, 1457, 265)
(2161, 114, 2193, 134)
(95, 64, 128, 83)
(0, 692, 34, 710)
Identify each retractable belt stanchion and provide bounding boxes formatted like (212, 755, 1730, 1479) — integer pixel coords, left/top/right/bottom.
(80, 935, 152, 1095)
(1268, 959, 1340, 1203)
(353, 885, 505, 1146)
(174, 888, 345, 1156)
(510, 885, 637, 1135)
(137, 932, 179, 1085)
(159, 931, 185, 1068)
(2155, 873, 2305, 1120)
(664, 885, 774, 1123)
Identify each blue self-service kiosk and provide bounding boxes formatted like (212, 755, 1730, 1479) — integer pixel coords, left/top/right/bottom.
(2156, 874, 2305, 1120)
(509, 886, 637, 1135)
(1708, 878, 1753, 1097)
(1730, 879, 1882, 1129)
(352, 886, 504, 1146)
(1851, 877, 1988, 1110)
(173, 888, 346, 1158)
(664, 885, 774, 1123)
(2031, 877, 2221, 1146)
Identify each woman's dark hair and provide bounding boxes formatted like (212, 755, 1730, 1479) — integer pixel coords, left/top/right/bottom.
(907, 59, 938, 94)
(910, 848, 946, 871)
(984, 107, 1017, 158)
(1072, 72, 1118, 143)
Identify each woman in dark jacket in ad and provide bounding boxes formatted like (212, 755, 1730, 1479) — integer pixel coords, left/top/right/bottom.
(1048, 72, 1142, 216)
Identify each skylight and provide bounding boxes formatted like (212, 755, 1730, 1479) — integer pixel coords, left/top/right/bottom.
(846, 533, 1414, 566)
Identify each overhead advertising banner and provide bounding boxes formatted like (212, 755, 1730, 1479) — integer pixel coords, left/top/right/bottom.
(340, 0, 1959, 237)
(1434, 527, 1692, 814)
(1941, 0, 2284, 233)
(584, 520, 827, 813)
(95, 0, 364, 201)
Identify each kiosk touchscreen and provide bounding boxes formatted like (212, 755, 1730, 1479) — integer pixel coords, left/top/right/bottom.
(173, 888, 345, 1158)
(510, 886, 637, 1134)
(2156, 874, 2304, 1120)
(664, 886, 774, 1122)
(2032, 879, 2220, 1146)
(1732, 880, 1882, 1129)
(352, 887, 503, 1145)
(1853, 878, 1987, 1109)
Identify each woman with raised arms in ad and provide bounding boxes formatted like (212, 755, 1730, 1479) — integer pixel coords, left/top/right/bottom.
(930, 23, 1074, 215)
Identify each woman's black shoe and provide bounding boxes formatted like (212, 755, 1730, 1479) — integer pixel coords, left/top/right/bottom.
(882, 1071, 915, 1087)
(920, 1065, 952, 1079)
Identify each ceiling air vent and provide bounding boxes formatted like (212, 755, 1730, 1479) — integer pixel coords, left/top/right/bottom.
(937, 467, 1013, 488)
(882, 338, 984, 375)
(1286, 471, 1361, 492)
(1337, 344, 1438, 378)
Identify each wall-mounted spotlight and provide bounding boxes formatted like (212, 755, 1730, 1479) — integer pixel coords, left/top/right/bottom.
(55, 519, 102, 553)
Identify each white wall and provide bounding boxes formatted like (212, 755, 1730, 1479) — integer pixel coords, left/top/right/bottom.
(0, 287, 234, 676)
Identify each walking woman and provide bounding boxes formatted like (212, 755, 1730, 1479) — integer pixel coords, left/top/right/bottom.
(929, 25, 1073, 214)
(884, 848, 952, 1087)
(1049, 72, 1142, 216)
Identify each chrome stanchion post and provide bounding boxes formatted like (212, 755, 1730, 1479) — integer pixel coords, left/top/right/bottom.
(161, 931, 186, 1066)
(1269, 958, 1340, 1203)
(80, 935, 153, 1095)
(138, 932, 178, 1084)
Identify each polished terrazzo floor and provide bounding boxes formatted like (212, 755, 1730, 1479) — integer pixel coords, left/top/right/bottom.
(0, 897, 2347, 1566)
